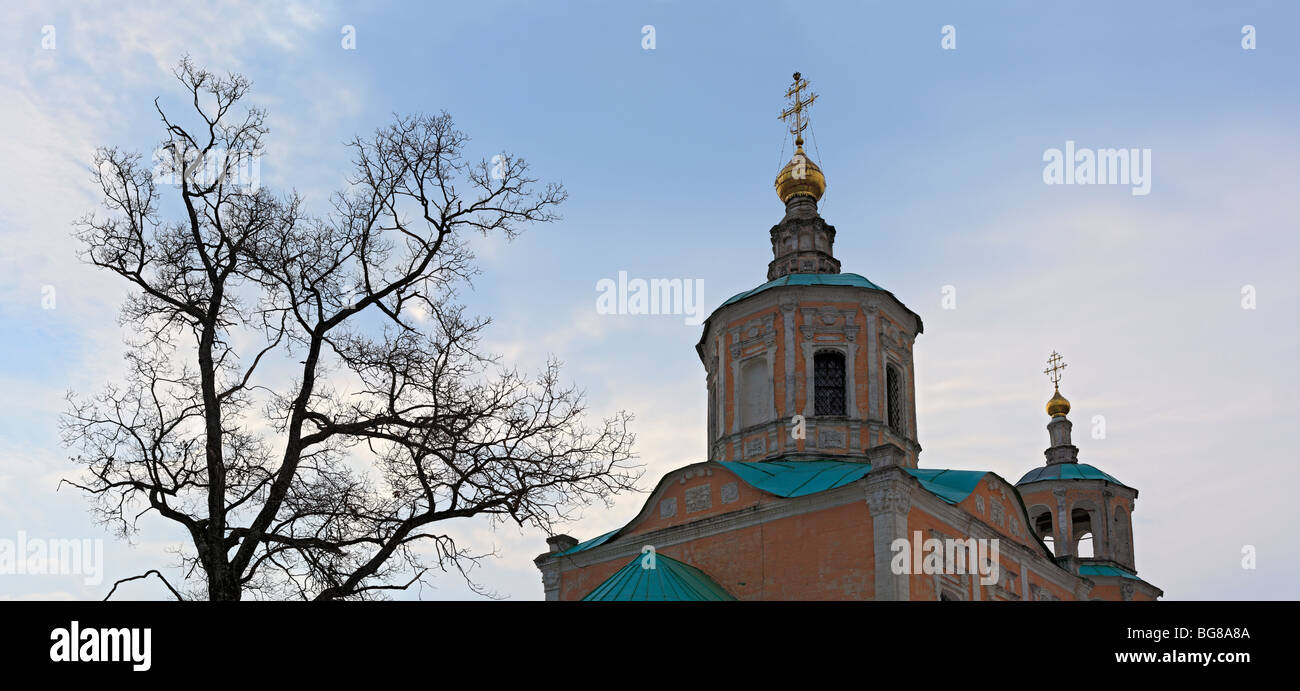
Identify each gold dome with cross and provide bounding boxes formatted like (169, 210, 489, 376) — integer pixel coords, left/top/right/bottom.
(1044, 351, 1071, 417)
(775, 72, 827, 203)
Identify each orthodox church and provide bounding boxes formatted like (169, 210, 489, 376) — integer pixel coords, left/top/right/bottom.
(535, 74, 1162, 602)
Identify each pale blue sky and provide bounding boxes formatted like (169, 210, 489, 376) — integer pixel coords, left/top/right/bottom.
(1, 1, 1297, 599)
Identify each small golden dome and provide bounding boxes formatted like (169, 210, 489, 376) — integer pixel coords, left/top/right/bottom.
(775, 141, 826, 203)
(1046, 387, 1071, 417)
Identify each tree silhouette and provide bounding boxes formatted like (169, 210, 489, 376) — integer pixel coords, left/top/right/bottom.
(62, 58, 639, 601)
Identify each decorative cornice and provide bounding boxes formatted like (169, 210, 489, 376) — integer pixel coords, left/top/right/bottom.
(798, 306, 858, 342)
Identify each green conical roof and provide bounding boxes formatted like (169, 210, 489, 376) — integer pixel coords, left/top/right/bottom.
(581, 553, 735, 601)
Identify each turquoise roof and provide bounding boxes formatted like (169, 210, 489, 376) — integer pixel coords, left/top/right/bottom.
(555, 461, 994, 558)
(581, 553, 736, 601)
(719, 460, 986, 506)
(718, 460, 873, 497)
(555, 529, 618, 557)
(1079, 564, 1141, 580)
(719, 272, 885, 308)
(904, 468, 990, 505)
(1016, 463, 1129, 488)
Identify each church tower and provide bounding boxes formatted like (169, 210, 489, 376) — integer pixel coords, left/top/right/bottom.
(536, 75, 1162, 602)
(695, 73, 924, 467)
(1016, 353, 1161, 599)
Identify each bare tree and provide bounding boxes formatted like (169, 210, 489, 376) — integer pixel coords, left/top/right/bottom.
(62, 58, 639, 601)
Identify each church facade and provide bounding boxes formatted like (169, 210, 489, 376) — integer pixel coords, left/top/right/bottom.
(535, 75, 1162, 602)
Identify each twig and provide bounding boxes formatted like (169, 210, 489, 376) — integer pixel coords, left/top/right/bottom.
(103, 569, 185, 601)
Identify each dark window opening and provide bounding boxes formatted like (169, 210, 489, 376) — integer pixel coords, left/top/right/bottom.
(1033, 511, 1053, 537)
(813, 351, 846, 416)
(886, 364, 904, 434)
(1072, 508, 1095, 558)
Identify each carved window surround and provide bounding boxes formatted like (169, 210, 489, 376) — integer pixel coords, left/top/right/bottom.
(727, 313, 779, 435)
(798, 306, 858, 419)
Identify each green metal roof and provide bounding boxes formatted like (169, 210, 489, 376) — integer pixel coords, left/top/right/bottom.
(1016, 463, 1129, 488)
(581, 553, 736, 601)
(555, 529, 618, 557)
(719, 272, 885, 308)
(555, 461, 996, 558)
(719, 461, 986, 506)
(1079, 564, 1141, 580)
(718, 460, 873, 497)
(904, 468, 989, 505)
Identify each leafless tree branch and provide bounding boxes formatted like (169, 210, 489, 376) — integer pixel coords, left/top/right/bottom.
(63, 58, 639, 601)
(103, 570, 186, 601)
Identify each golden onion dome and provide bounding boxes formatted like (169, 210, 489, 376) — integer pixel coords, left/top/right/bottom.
(1046, 387, 1071, 417)
(775, 139, 826, 203)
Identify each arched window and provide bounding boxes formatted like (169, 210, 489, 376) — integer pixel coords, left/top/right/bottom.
(886, 364, 904, 434)
(1072, 508, 1094, 558)
(1028, 505, 1054, 555)
(813, 351, 846, 416)
(740, 358, 770, 429)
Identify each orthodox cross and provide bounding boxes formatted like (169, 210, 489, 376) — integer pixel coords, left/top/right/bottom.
(779, 71, 818, 145)
(1044, 351, 1067, 388)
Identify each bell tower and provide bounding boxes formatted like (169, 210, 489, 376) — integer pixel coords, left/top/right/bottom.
(696, 72, 924, 467)
(1017, 353, 1140, 574)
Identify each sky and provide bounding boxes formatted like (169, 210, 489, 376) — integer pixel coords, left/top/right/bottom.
(1, 0, 1297, 600)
